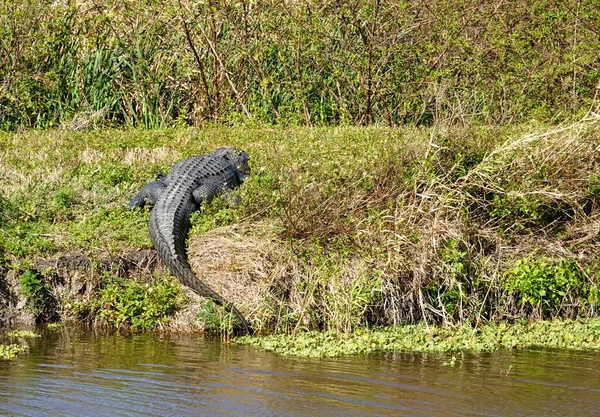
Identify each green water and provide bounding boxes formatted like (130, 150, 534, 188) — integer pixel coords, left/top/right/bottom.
(1, 327, 599, 416)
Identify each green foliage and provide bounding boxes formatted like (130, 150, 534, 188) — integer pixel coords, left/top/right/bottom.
(1, 222, 57, 257)
(94, 164, 134, 186)
(587, 175, 600, 198)
(236, 318, 600, 358)
(2, 0, 599, 129)
(442, 238, 469, 277)
(91, 276, 184, 330)
(0, 344, 29, 360)
(66, 207, 150, 254)
(490, 195, 551, 234)
(197, 300, 239, 336)
(189, 198, 241, 235)
(425, 238, 490, 323)
(47, 323, 62, 330)
(6, 330, 41, 338)
(53, 186, 77, 210)
(18, 269, 51, 316)
(504, 255, 593, 318)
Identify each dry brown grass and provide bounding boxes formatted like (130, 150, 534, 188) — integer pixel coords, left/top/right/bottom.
(187, 221, 296, 332)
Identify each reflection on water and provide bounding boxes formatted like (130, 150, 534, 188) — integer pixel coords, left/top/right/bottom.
(1, 327, 599, 416)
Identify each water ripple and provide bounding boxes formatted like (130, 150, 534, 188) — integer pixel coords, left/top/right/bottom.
(0, 330, 599, 416)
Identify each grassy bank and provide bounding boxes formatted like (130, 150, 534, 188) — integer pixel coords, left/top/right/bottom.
(1, 118, 600, 336)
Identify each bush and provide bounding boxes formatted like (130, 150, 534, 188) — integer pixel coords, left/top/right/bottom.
(504, 255, 595, 318)
(92, 276, 184, 330)
(18, 269, 52, 317)
(197, 300, 239, 336)
(2, 0, 599, 129)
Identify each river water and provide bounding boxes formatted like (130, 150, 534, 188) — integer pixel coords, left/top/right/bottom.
(0, 327, 599, 417)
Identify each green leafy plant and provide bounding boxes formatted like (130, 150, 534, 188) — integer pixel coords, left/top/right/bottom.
(236, 318, 600, 357)
(0, 344, 29, 360)
(197, 300, 239, 336)
(442, 238, 469, 277)
(504, 255, 591, 318)
(18, 269, 51, 316)
(490, 195, 544, 233)
(587, 175, 600, 198)
(425, 238, 477, 322)
(53, 186, 77, 210)
(7, 330, 40, 338)
(93, 276, 184, 330)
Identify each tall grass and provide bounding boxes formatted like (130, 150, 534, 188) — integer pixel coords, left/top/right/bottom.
(1, 0, 599, 130)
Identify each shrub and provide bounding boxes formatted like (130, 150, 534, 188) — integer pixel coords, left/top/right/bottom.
(92, 276, 184, 330)
(504, 255, 594, 318)
(18, 269, 52, 317)
(197, 300, 240, 336)
(2, 0, 599, 129)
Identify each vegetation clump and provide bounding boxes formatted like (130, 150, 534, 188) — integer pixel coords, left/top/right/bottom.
(6, 330, 40, 339)
(66, 275, 185, 330)
(504, 255, 598, 319)
(237, 318, 600, 358)
(17, 269, 53, 318)
(0, 344, 28, 360)
(1, 0, 599, 130)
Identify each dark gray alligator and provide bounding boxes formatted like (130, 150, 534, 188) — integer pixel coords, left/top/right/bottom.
(127, 147, 251, 334)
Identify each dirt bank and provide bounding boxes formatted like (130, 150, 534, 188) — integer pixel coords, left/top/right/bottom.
(0, 250, 160, 326)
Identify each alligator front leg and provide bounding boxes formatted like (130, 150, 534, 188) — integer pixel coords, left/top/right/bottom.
(127, 180, 167, 208)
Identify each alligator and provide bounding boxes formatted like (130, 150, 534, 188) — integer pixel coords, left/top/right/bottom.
(127, 147, 251, 335)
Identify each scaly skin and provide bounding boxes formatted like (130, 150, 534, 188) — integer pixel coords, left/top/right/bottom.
(128, 147, 251, 334)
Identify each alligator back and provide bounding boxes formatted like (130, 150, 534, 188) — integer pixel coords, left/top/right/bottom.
(130, 149, 250, 334)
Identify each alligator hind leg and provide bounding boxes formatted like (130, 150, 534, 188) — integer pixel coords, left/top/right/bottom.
(192, 182, 226, 206)
(192, 181, 241, 207)
(127, 180, 167, 208)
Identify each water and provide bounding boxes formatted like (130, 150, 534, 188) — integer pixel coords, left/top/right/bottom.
(1, 328, 599, 417)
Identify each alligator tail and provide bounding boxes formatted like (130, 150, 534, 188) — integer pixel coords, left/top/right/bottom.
(166, 256, 250, 335)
